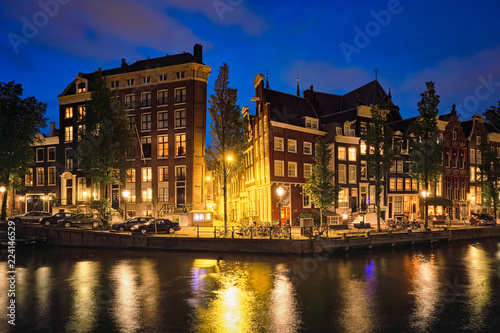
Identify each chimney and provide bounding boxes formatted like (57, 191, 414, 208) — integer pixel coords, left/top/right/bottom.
(49, 122, 56, 137)
(121, 58, 128, 69)
(194, 44, 202, 64)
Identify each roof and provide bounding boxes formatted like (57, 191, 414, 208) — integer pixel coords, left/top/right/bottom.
(389, 116, 419, 133)
(264, 89, 320, 128)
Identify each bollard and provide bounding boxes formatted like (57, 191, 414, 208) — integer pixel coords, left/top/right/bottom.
(197, 225, 200, 238)
(232, 226, 234, 239)
(365, 231, 370, 238)
(250, 227, 253, 239)
(341, 232, 346, 239)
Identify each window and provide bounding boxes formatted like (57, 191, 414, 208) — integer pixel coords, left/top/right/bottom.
(305, 118, 318, 129)
(48, 147, 55, 161)
(77, 125, 85, 141)
(176, 72, 185, 79)
(142, 76, 150, 84)
(336, 127, 343, 135)
(141, 92, 151, 107)
(338, 147, 346, 160)
(360, 141, 366, 155)
(389, 178, 396, 191)
(126, 169, 136, 183)
(158, 90, 168, 106)
(158, 135, 168, 158)
(397, 178, 403, 191)
(142, 188, 152, 203)
(349, 165, 356, 183)
(78, 105, 86, 120)
(159, 73, 168, 81)
(288, 162, 297, 177)
(397, 160, 403, 173)
(288, 139, 297, 153)
(476, 150, 481, 164)
(77, 178, 86, 200)
(175, 88, 186, 104)
(338, 164, 346, 183)
(470, 149, 475, 164)
(65, 127, 73, 142)
(369, 185, 376, 205)
(452, 129, 457, 140)
(274, 137, 284, 151)
(360, 161, 367, 179)
(158, 111, 168, 130)
(142, 167, 152, 182)
(158, 167, 168, 182)
(125, 94, 135, 109)
(175, 133, 186, 157)
(360, 122, 367, 134)
(176, 166, 186, 181)
(65, 107, 73, 118)
(141, 137, 151, 159)
(141, 113, 151, 131)
(128, 115, 135, 131)
(111, 80, 119, 88)
(127, 79, 135, 86)
(158, 187, 168, 202)
(405, 178, 411, 191)
(36, 167, 44, 186)
(303, 142, 312, 155)
(304, 163, 313, 178)
(390, 162, 396, 173)
(65, 149, 73, 170)
(25, 168, 33, 186)
(339, 188, 349, 208)
(303, 193, 311, 208)
(175, 110, 186, 128)
(36, 148, 44, 162)
(394, 196, 402, 214)
(48, 167, 56, 186)
(348, 147, 356, 161)
(275, 160, 284, 176)
(470, 167, 475, 182)
(77, 82, 86, 93)
(344, 124, 350, 136)
(476, 136, 481, 145)
(412, 179, 418, 191)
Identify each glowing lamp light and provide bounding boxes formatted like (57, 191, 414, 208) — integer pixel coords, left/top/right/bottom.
(342, 214, 348, 219)
(0, 186, 5, 193)
(122, 189, 130, 199)
(277, 187, 284, 197)
(227, 155, 233, 162)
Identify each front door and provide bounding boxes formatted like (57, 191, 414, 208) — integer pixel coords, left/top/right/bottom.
(176, 187, 186, 209)
(111, 186, 119, 209)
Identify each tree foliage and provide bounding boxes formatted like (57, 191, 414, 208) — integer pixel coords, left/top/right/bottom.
(478, 142, 500, 218)
(483, 100, 500, 131)
(0, 81, 47, 220)
(77, 71, 136, 199)
(409, 81, 443, 227)
(303, 137, 338, 226)
(364, 103, 396, 231)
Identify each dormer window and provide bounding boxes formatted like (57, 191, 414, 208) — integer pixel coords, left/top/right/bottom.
(127, 79, 135, 86)
(176, 72, 185, 79)
(159, 74, 168, 81)
(305, 117, 318, 129)
(336, 127, 343, 135)
(111, 81, 119, 88)
(344, 124, 350, 136)
(142, 76, 150, 84)
(78, 82, 86, 93)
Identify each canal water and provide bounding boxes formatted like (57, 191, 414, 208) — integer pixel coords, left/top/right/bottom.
(2, 238, 500, 333)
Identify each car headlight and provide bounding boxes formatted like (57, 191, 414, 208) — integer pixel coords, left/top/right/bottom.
(131, 225, 137, 230)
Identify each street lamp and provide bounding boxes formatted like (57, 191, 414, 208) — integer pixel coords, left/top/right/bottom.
(277, 186, 284, 226)
(420, 190, 429, 228)
(122, 189, 130, 220)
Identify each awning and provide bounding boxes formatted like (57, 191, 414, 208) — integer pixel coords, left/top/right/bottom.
(419, 196, 453, 206)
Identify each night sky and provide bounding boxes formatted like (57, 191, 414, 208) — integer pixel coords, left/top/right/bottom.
(1, 0, 500, 136)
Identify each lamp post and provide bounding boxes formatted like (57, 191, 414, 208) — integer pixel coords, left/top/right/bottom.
(277, 186, 284, 226)
(0, 186, 6, 220)
(223, 155, 233, 236)
(122, 189, 130, 220)
(421, 190, 428, 228)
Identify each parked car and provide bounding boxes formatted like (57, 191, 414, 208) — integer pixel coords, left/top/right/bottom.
(8, 211, 51, 223)
(40, 212, 75, 226)
(112, 216, 155, 231)
(130, 218, 181, 234)
(470, 213, 497, 226)
(57, 213, 102, 229)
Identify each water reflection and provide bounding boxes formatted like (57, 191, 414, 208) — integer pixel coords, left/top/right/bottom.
(137, 259, 160, 327)
(408, 253, 440, 332)
(189, 259, 301, 333)
(66, 261, 100, 333)
(337, 260, 377, 333)
(35, 266, 52, 329)
(464, 244, 493, 331)
(111, 260, 141, 333)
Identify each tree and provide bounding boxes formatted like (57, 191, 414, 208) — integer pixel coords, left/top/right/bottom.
(483, 100, 500, 131)
(77, 71, 135, 224)
(409, 81, 443, 228)
(206, 63, 246, 234)
(303, 137, 338, 226)
(0, 81, 47, 220)
(364, 103, 396, 232)
(478, 142, 500, 219)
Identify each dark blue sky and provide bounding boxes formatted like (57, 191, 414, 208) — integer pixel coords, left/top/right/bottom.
(2, 0, 500, 135)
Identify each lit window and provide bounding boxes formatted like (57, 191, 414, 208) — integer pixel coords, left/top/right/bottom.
(158, 187, 169, 202)
(25, 168, 33, 186)
(288, 162, 297, 177)
(65, 107, 73, 118)
(338, 147, 346, 160)
(360, 141, 366, 155)
(274, 137, 284, 151)
(405, 178, 411, 191)
(390, 178, 396, 191)
(158, 135, 168, 158)
(36, 167, 44, 186)
(78, 82, 86, 93)
(397, 178, 403, 191)
(126, 169, 136, 183)
(175, 133, 186, 157)
(348, 147, 356, 161)
(78, 105, 86, 119)
(158, 167, 168, 182)
(48, 167, 56, 186)
(348, 165, 356, 183)
(288, 139, 297, 153)
(142, 167, 152, 182)
(360, 161, 367, 179)
(304, 163, 312, 178)
(275, 160, 284, 176)
(338, 164, 346, 183)
(65, 127, 73, 142)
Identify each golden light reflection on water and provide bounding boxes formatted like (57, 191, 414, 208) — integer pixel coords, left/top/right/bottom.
(138, 259, 160, 326)
(464, 244, 492, 329)
(190, 259, 301, 333)
(35, 266, 52, 324)
(112, 260, 141, 333)
(67, 261, 100, 333)
(337, 261, 376, 333)
(408, 253, 440, 332)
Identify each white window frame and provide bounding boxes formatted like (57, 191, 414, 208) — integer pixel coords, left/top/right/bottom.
(36, 148, 44, 163)
(338, 147, 346, 160)
(288, 139, 297, 153)
(348, 147, 356, 161)
(274, 137, 284, 151)
(275, 160, 284, 177)
(288, 162, 297, 177)
(348, 165, 356, 184)
(303, 142, 312, 155)
(304, 163, 313, 178)
(338, 164, 346, 183)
